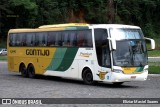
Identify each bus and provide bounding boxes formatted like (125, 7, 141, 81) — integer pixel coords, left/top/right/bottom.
(7, 23, 155, 85)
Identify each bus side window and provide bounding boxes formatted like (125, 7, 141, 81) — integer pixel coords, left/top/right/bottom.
(77, 31, 85, 47)
(35, 33, 39, 46)
(70, 31, 77, 47)
(48, 32, 56, 46)
(35, 32, 44, 46)
(77, 30, 92, 47)
(55, 32, 62, 46)
(21, 33, 26, 46)
(12, 34, 16, 46)
(62, 31, 70, 47)
(85, 30, 93, 47)
(37, 32, 47, 46)
(26, 33, 35, 46)
(15, 33, 21, 46)
(9, 34, 13, 46)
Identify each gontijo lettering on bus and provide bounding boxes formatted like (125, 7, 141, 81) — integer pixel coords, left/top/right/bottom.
(26, 49, 50, 56)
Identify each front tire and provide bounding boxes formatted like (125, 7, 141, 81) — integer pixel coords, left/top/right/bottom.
(27, 64, 36, 78)
(82, 69, 94, 85)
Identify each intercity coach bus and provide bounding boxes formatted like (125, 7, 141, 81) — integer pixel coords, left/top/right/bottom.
(7, 23, 155, 85)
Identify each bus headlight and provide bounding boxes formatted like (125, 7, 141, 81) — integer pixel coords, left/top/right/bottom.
(113, 69, 123, 73)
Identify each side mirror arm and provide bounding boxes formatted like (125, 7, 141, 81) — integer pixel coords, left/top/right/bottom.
(108, 37, 116, 50)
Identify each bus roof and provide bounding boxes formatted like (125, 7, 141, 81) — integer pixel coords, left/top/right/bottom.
(38, 23, 89, 28)
(90, 24, 140, 29)
(8, 23, 89, 33)
(8, 23, 141, 33)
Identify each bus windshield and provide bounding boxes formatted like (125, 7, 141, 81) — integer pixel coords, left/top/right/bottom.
(110, 28, 147, 67)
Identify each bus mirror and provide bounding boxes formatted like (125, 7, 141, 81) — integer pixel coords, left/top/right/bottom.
(108, 38, 116, 50)
(145, 37, 155, 50)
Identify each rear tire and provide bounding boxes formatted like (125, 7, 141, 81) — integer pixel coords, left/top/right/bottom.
(82, 69, 94, 85)
(20, 64, 28, 77)
(27, 64, 36, 78)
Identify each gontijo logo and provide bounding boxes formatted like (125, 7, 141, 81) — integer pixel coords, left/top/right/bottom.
(26, 49, 50, 56)
(97, 71, 108, 80)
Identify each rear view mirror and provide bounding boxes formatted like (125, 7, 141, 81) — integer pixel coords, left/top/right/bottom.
(145, 37, 155, 50)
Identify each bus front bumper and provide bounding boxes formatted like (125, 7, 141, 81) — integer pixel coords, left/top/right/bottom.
(110, 71, 148, 82)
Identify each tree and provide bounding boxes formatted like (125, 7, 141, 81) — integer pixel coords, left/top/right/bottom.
(9, 0, 38, 28)
(0, 0, 12, 39)
(0, 0, 160, 39)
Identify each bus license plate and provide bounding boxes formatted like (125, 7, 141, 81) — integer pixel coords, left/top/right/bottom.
(131, 76, 136, 79)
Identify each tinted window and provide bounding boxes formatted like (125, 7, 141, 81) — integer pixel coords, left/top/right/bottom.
(62, 31, 70, 46)
(55, 32, 62, 46)
(69, 31, 77, 46)
(35, 32, 48, 46)
(9, 34, 15, 46)
(77, 30, 92, 47)
(15, 33, 20, 46)
(26, 33, 35, 46)
(48, 32, 56, 46)
(9, 29, 92, 47)
(94, 29, 111, 67)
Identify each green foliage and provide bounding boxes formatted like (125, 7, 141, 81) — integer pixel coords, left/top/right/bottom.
(8, 0, 38, 27)
(149, 66, 160, 74)
(0, 56, 7, 61)
(9, 0, 37, 10)
(149, 61, 160, 74)
(148, 50, 160, 57)
(0, 42, 6, 48)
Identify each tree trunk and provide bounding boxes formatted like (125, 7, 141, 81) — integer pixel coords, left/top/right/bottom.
(107, 0, 115, 24)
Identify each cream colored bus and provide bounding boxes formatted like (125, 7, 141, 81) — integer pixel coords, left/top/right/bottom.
(7, 23, 155, 85)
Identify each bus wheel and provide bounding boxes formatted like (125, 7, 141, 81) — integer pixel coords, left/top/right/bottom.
(20, 64, 28, 77)
(112, 82, 124, 86)
(82, 69, 94, 85)
(27, 64, 35, 78)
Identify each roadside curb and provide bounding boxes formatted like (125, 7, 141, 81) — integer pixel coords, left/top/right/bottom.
(148, 57, 160, 58)
(148, 74, 160, 76)
(0, 61, 7, 63)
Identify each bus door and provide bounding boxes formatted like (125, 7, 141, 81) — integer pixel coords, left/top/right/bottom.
(94, 28, 112, 81)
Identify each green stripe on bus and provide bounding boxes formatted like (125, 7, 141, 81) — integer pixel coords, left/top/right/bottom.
(46, 48, 78, 72)
(56, 48, 78, 71)
(65, 26, 89, 30)
(135, 67, 144, 72)
(46, 48, 67, 70)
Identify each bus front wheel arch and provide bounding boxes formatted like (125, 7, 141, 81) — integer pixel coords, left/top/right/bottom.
(82, 68, 94, 85)
(27, 64, 36, 78)
(19, 63, 28, 77)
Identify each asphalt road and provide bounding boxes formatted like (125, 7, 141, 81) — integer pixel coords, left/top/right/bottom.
(0, 61, 160, 107)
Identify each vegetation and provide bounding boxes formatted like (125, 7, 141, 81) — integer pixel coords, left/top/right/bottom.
(149, 66, 160, 74)
(148, 61, 160, 74)
(148, 50, 160, 57)
(0, 56, 7, 60)
(0, 40, 7, 48)
(0, 0, 160, 40)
